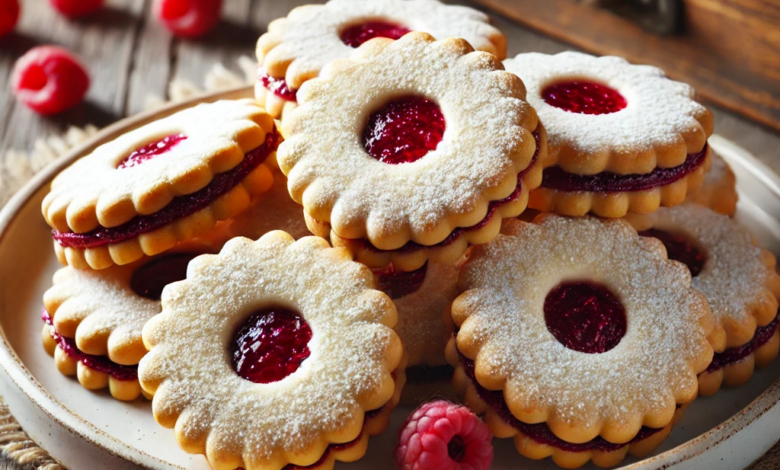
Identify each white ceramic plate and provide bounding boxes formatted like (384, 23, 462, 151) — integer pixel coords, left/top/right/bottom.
(0, 89, 779, 470)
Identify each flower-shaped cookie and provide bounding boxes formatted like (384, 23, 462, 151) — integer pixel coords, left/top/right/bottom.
(628, 204, 780, 395)
(686, 150, 738, 216)
(279, 33, 544, 269)
(43, 99, 277, 270)
(504, 52, 714, 218)
(255, 0, 506, 118)
(139, 233, 404, 470)
(447, 215, 718, 463)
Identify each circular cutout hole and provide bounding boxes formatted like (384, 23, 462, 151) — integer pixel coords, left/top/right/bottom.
(639, 229, 706, 277)
(130, 252, 198, 300)
(363, 96, 445, 165)
(372, 263, 428, 300)
(117, 133, 187, 169)
(541, 80, 627, 115)
(231, 307, 312, 384)
(544, 281, 627, 354)
(340, 20, 411, 48)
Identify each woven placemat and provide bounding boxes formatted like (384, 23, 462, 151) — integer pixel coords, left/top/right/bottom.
(0, 58, 777, 470)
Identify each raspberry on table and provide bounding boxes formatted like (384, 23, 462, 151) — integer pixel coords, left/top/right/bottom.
(0, 0, 19, 37)
(49, 0, 104, 17)
(154, 0, 222, 38)
(11, 46, 90, 115)
(396, 400, 493, 470)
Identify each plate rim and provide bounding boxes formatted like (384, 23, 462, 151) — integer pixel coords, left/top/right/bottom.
(0, 86, 778, 469)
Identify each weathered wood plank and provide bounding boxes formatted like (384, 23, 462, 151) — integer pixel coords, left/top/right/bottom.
(0, 0, 143, 155)
(124, 0, 175, 116)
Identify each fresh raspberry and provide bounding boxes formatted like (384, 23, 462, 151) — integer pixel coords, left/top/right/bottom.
(154, 0, 222, 38)
(49, 0, 104, 17)
(396, 400, 493, 470)
(11, 46, 90, 115)
(0, 0, 19, 37)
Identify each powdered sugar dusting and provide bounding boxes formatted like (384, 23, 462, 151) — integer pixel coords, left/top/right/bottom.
(279, 33, 537, 248)
(139, 234, 402, 466)
(258, 0, 505, 88)
(393, 261, 459, 366)
(630, 204, 778, 345)
(454, 216, 714, 428)
(503, 52, 711, 174)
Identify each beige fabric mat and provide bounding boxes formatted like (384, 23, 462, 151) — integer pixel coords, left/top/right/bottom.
(0, 58, 776, 470)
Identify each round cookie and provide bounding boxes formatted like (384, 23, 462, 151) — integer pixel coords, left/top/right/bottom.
(503, 51, 714, 218)
(279, 33, 546, 271)
(447, 215, 720, 468)
(255, 0, 506, 119)
(686, 149, 738, 216)
(139, 233, 404, 470)
(628, 203, 780, 395)
(43, 99, 277, 270)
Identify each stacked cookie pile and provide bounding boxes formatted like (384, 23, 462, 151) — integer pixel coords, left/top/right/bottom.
(37, 1, 780, 469)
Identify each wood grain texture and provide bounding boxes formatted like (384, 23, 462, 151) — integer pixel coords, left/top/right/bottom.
(471, 0, 780, 133)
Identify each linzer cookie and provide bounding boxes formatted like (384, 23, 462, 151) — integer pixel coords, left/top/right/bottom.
(138, 233, 404, 470)
(41, 243, 214, 401)
(279, 33, 546, 272)
(446, 215, 719, 468)
(503, 52, 713, 218)
(686, 150, 738, 216)
(629, 204, 780, 396)
(255, 0, 505, 119)
(42, 99, 277, 270)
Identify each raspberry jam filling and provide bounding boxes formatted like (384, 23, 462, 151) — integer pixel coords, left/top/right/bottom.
(117, 134, 187, 169)
(42, 310, 137, 381)
(53, 128, 280, 249)
(542, 144, 708, 193)
(542, 80, 627, 115)
(340, 21, 411, 48)
(130, 253, 199, 300)
(544, 282, 627, 354)
(258, 68, 298, 102)
(231, 307, 312, 384)
(372, 263, 427, 299)
(706, 313, 779, 373)
(345, 129, 541, 253)
(457, 348, 665, 452)
(363, 96, 445, 165)
(639, 229, 706, 277)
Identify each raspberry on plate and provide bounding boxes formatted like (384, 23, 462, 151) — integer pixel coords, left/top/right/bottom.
(153, 0, 221, 38)
(11, 46, 90, 115)
(49, 0, 104, 17)
(396, 400, 493, 470)
(0, 0, 19, 36)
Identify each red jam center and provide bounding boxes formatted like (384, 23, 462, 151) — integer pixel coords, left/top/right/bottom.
(117, 134, 187, 169)
(372, 263, 427, 300)
(339, 21, 411, 48)
(231, 308, 312, 384)
(258, 68, 298, 102)
(544, 282, 627, 354)
(130, 253, 198, 300)
(542, 80, 627, 115)
(639, 229, 706, 277)
(363, 96, 445, 165)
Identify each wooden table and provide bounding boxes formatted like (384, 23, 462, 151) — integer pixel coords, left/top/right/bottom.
(0, 1, 779, 469)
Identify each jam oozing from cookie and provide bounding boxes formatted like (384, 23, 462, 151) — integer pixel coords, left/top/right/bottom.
(639, 229, 706, 277)
(42, 310, 138, 381)
(117, 134, 187, 169)
(258, 68, 298, 102)
(340, 21, 411, 48)
(53, 128, 280, 249)
(231, 308, 312, 384)
(372, 263, 427, 300)
(130, 253, 199, 300)
(544, 282, 627, 354)
(363, 96, 445, 165)
(542, 144, 708, 193)
(542, 80, 627, 115)
(707, 314, 779, 373)
(457, 349, 666, 452)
